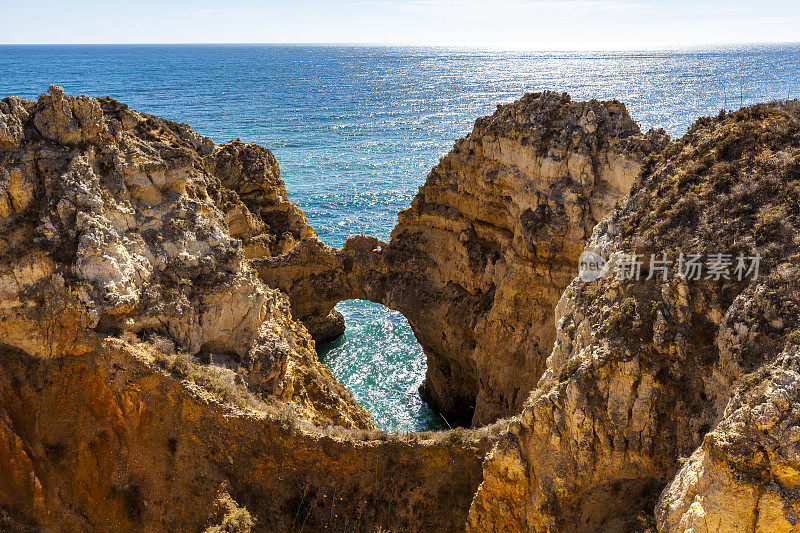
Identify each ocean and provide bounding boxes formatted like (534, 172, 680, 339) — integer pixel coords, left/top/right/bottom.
(2, 44, 799, 430)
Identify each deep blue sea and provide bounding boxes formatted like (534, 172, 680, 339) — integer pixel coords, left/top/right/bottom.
(2, 44, 799, 430)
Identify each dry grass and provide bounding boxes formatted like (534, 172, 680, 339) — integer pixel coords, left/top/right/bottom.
(623, 100, 800, 275)
(122, 332, 504, 447)
(124, 333, 269, 414)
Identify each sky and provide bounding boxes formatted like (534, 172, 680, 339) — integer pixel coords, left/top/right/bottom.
(2, 0, 799, 49)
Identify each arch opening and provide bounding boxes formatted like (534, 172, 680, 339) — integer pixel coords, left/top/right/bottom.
(316, 299, 470, 432)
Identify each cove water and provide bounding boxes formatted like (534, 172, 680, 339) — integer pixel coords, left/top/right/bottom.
(2, 44, 799, 430)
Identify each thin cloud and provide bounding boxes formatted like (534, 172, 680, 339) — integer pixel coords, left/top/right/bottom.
(187, 7, 280, 19)
(395, 0, 652, 15)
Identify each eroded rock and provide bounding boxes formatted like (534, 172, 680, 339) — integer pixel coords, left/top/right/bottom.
(3, 87, 800, 533)
(259, 92, 668, 425)
(468, 101, 800, 531)
(0, 87, 507, 532)
(0, 86, 371, 429)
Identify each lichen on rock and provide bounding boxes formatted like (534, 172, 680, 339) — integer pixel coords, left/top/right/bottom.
(0, 85, 371, 428)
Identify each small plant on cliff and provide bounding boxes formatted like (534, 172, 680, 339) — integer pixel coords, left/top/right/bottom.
(203, 507, 255, 533)
(276, 404, 301, 433)
(149, 334, 176, 355)
(635, 511, 657, 532)
(754, 204, 788, 245)
(445, 427, 476, 447)
(606, 296, 641, 334)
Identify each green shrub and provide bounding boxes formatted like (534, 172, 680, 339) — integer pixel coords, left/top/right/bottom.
(203, 507, 255, 533)
(754, 205, 786, 244)
(446, 427, 475, 447)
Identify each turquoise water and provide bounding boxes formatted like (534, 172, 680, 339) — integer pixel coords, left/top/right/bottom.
(2, 44, 799, 430)
(316, 302, 448, 430)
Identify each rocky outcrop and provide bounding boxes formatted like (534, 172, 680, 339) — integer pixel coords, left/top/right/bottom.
(0, 86, 504, 531)
(4, 85, 800, 533)
(0, 338, 497, 531)
(211, 138, 348, 342)
(382, 93, 668, 424)
(468, 102, 800, 531)
(657, 345, 800, 532)
(0, 85, 372, 427)
(259, 92, 668, 425)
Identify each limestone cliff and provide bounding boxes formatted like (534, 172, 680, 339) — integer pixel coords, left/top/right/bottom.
(0, 85, 369, 429)
(0, 339, 497, 531)
(3, 86, 800, 533)
(259, 92, 668, 425)
(468, 102, 800, 531)
(383, 93, 668, 424)
(0, 86, 503, 531)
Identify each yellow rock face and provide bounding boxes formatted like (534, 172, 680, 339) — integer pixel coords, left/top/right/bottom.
(3, 87, 800, 532)
(258, 92, 669, 426)
(0, 86, 500, 531)
(468, 102, 800, 531)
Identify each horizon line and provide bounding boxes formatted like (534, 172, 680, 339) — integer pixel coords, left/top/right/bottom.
(2, 41, 799, 52)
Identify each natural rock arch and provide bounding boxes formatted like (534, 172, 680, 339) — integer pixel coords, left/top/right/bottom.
(257, 92, 669, 425)
(4, 86, 800, 532)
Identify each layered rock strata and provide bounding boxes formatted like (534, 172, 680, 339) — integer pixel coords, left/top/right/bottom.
(4, 86, 800, 533)
(468, 101, 800, 531)
(0, 86, 501, 531)
(260, 92, 668, 425)
(0, 339, 495, 531)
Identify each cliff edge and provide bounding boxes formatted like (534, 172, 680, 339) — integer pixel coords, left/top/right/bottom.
(0, 86, 497, 531)
(469, 101, 800, 531)
(258, 92, 668, 425)
(2, 86, 800, 532)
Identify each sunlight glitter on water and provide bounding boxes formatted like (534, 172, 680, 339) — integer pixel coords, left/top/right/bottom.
(317, 300, 449, 432)
(4, 44, 799, 430)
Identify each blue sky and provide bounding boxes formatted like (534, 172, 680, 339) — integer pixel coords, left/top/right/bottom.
(3, 0, 799, 48)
